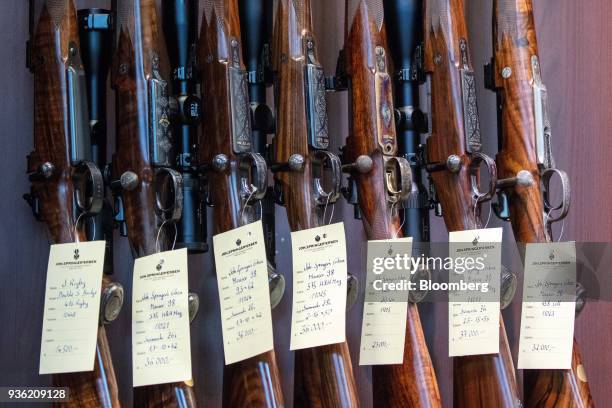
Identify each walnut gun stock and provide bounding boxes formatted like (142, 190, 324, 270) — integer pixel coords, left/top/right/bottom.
(486, 0, 593, 406)
(339, 1, 441, 406)
(25, 0, 121, 406)
(271, 0, 359, 406)
(423, 0, 521, 406)
(112, 0, 196, 406)
(197, 0, 285, 406)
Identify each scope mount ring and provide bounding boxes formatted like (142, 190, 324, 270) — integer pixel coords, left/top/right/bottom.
(73, 160, 104, 217)
(469, 152, 497, 203)
(541, 167, 571, 225)
(154, 167, 184, 223)
(312, 150, 342, 206)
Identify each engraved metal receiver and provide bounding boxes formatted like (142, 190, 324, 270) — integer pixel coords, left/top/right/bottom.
(425, 38, 498, 215)
(25, 39, 105, 227)
(110, 48, 184, 242)
(201, 33, 284, 308)
(486, 53, 571, 236)
(531, 55, 571, 234)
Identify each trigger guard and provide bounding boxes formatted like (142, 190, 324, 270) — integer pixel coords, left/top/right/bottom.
(73, 160, 104, 216)
(541, 168, 571, 223)
(155, 168, 184, 223)
(384, 156, 412, 204)
(312, 150, 342, 205)
(239, 152, 268, 203)
(469, 152, 497, 203)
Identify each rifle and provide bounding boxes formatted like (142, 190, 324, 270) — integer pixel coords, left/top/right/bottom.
(271, 0, 359, 406)
(25, 1, 122, 406)
(423, 0, 521, 406)
(486, 0, 594, 406)
(336, 0, 441, 406)
(161, 0, 208, 254)
(197, 0, 285, 406)
(238, 0, 278, 272)
(111, 0, 197, 406)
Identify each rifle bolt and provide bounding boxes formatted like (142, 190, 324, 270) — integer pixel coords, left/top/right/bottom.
(425, 154, 462, 174)
(40, 162, 55, 178)
(212, 154, 229, 172)
(496, 170, 534, 189)
(342, 155, 373, 174)
(501, 67, 512, 78)
(288, 154, 305, 171)
(120, 171, 139, 191)
(446, 155, 462, 172)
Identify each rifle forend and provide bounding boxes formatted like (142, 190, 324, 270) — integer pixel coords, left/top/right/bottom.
(197, 0, 285, 405)
(112, 0, 195, 405)
(271, 0, 359, 406)
(341, 1, 441, 406)
(488, 0, 592, 406)
(423, 0, 521, 406)
(26, 0, 121, 406)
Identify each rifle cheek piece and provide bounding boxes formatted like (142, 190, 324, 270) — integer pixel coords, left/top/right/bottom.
(100, 282, 124, 325)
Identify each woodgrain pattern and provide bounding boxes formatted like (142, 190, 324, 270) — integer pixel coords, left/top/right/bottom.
(491, 0, 594, 406)
(423, 0, 521, 406)
(343, 1, 441, 407)
(198, 1, 285, 407)
(112, 0, 196, 406)
(28, 1, 121, 406)
(272, 1, 359, 406)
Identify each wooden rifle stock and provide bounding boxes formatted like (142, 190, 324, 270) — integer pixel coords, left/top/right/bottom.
(342, 1, 441, 406)
(490, 0, 594, 406)
(197, 1, 285, 406)
(272, 1, 359, 406)
(27, 1, 120, 406)
(423, 0, 521, 406)
(112, 0, 196, 406)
